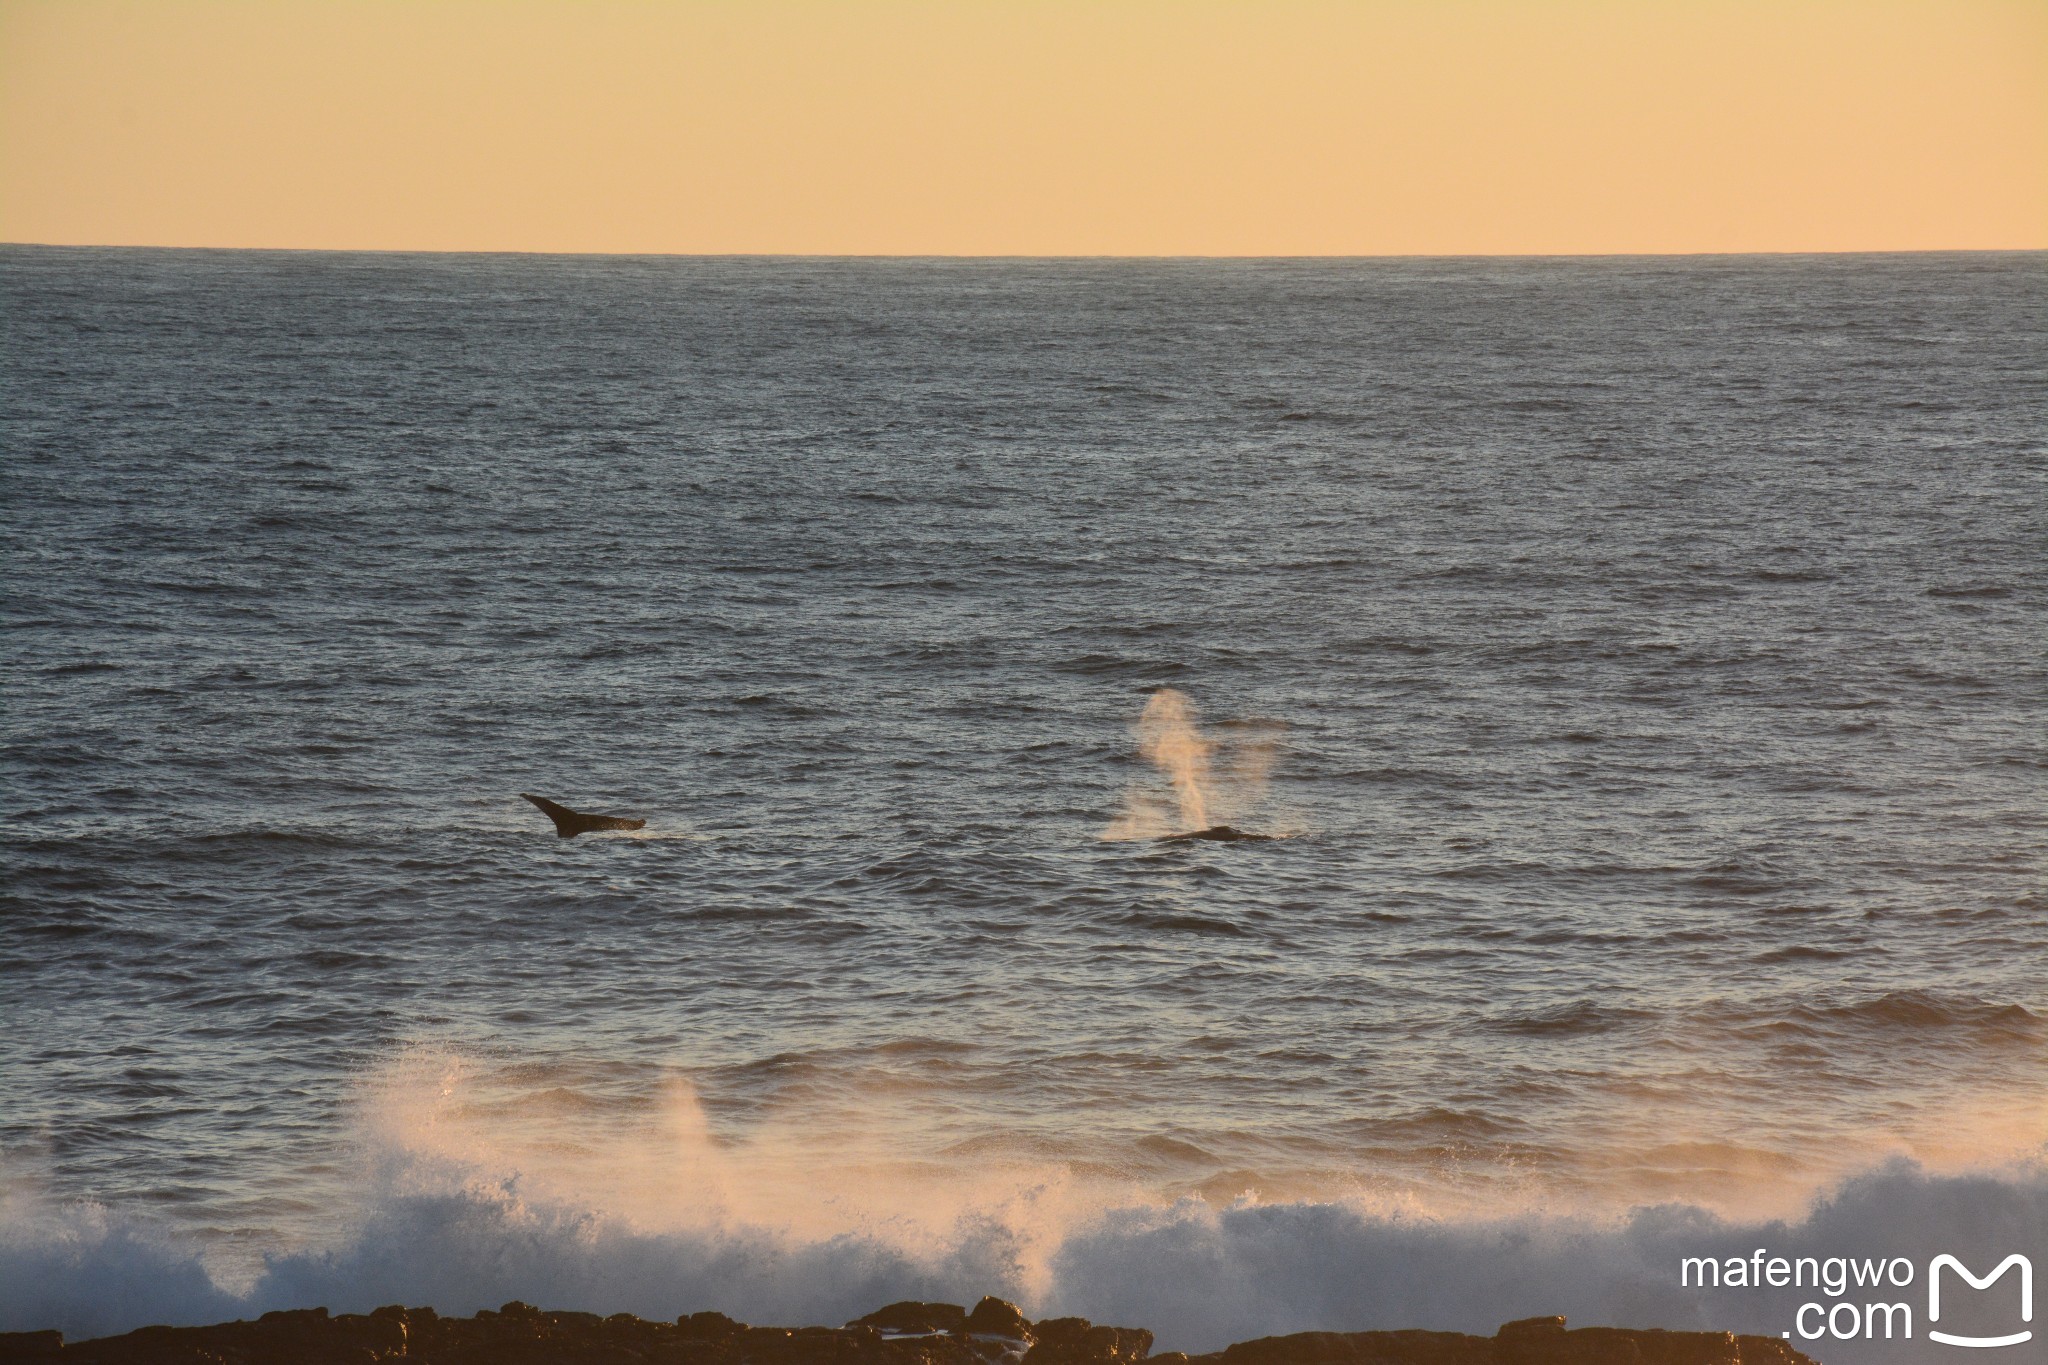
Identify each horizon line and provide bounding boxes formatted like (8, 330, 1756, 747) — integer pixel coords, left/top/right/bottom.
(4, 241, 2044, 262)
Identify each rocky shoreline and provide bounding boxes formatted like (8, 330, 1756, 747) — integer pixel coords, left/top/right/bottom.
(0, 1297, 1821, 1364)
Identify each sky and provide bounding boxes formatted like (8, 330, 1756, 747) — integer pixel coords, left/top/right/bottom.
(1, 0, 2042, 256)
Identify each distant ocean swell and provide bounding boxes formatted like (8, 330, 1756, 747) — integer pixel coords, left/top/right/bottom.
(5, 251, 2044, 1365)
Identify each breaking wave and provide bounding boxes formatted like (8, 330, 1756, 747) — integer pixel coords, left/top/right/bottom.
(6, 1148, 2042, 1364)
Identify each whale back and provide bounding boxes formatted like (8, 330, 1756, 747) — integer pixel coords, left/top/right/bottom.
(1166, 825, 1276, 843)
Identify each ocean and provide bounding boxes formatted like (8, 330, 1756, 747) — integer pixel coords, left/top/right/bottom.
(2, 248, 2042, 1360)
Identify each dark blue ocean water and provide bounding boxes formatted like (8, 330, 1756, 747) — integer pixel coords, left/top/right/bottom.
(2, 249, 2043, 1357)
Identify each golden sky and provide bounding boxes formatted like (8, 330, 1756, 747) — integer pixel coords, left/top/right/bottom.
(1, 0, 2042, 255)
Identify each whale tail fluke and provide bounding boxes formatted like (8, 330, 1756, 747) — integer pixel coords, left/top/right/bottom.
(520, 793, 647, 838)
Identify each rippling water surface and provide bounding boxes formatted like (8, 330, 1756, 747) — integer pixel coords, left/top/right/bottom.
(2, 249, 2043, 1355)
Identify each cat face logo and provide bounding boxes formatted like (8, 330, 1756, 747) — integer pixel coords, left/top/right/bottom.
(1928, 1254, 2033, 1350)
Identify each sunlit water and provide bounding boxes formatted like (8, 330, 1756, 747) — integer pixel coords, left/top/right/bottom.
(2, 249, 2042, 1357)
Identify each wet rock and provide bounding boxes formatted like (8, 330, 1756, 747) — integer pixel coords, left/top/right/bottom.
(1205, 1328, 1478, 1364)
(1189, 1316, 1820, 1365)
(12, 1301, 1821, 1365)
(874, 1334, 997, 1365)
(1022, 1317, 1153, 1365)
(330, 1313, 407, 1356)
(1497, 1316, 1567, 1340)
(965, 1297, 1033, 1342)
(852, 1302, 971, 1335)
(679, 1309, 747, 1338)
(1495, 1317, 1807, 1364)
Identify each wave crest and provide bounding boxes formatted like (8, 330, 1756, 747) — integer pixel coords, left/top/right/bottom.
(6, 1156, 2043, 1364)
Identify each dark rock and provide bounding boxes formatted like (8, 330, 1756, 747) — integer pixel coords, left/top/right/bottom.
(679, 1309, 747, 1338)
(543, 1310, 602, 1331)
(1209, 1329, 1477, 1364)
(861, 1330, 994, 1365)
(1494, 1318, 1807, 1365)
(259, 1306, 331, 1327)
(17, 1300, 1823, 1365)
(1190, 1318, 1822, 1365)
(1023, 1317, 1153, 1365)
(1497, 1316, 1567, 1340)
(852, 1302, 971, 1335)
(965, 1298, 1033, 1341)
(330, 1313, 407, 1355)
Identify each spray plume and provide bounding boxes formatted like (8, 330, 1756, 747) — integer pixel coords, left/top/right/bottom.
(1102, 689, 1280, 840)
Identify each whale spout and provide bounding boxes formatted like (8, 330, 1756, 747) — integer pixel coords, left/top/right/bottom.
(520, 793, 647, 838)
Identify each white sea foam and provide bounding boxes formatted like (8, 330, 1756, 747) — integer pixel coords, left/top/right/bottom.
(4, 1062, 2040, 1364)
(6, 1155, 2042, 1363)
